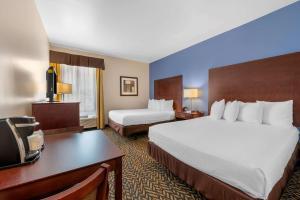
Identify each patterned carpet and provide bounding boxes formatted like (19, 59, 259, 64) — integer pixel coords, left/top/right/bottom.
(102, 128, 300, 200)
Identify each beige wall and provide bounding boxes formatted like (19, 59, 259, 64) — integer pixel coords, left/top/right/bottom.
(50, 46, 149, 122)
(0, 0, 149, 121)
(0, 0, 49, 118)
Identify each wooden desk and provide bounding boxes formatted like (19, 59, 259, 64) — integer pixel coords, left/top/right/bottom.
(0, 130, 124, 200)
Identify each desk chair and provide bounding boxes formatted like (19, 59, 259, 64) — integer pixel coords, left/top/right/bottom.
(43, 164, 110, 200)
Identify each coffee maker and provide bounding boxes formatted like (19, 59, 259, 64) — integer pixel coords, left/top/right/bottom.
(0, 116, 44, 169)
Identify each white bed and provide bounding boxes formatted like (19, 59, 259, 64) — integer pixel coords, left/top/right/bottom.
(148, 117, 299, 199)
(109, 109, 175, 126)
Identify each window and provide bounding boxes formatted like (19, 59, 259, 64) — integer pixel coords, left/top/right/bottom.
(61, 64, 96, 117)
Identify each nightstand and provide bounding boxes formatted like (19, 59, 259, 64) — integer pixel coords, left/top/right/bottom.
(175, 111, 204, 120)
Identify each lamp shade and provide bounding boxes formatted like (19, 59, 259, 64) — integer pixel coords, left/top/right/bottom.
(184, 88, 201, 98)
(57, 82, 72, 94)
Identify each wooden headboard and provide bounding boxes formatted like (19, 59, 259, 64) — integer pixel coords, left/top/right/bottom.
(209, 52, 300, 126)
(154, 75, 183, 112)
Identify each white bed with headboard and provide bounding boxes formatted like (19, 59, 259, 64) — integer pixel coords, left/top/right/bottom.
(148, 52, 300, 200)
(109, 75, 182, 137)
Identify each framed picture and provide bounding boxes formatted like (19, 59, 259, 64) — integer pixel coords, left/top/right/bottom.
(120, 76, 138, 96)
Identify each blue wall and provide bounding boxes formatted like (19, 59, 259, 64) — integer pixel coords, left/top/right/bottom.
(150, 2, 300, 113)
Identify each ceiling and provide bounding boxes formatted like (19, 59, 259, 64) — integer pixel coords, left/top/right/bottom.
(35, 0, 297, 63)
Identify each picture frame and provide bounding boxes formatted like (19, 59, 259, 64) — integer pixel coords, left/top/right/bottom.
(120, 76, 138, 96)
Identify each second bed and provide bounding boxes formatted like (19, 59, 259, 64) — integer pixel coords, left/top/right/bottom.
(148, 117, 299, 199)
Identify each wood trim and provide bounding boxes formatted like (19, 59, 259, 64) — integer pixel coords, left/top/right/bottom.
(108, 118, 174, 137)
(208, 52, 300, 126)
(43, 126, 84, 135)
(154, 75, 183, 112)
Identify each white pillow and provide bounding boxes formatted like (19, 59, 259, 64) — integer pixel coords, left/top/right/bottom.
(161, 100, 174, 111)
(223, 101, 240, 122)
(150, 99, 165, 111)
(157, 99, 165, 111)
(257, 100, 293, 128)
(153, 99, 158, 110)
(237, 102, 263, 124)
(148, 99, 162, 110)
(148, 99, 155, 110)
(210, 99, 225, 120)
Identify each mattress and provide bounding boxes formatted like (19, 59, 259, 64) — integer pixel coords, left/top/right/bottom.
(108, 109, 175, 126)
(148, 117, 299, 199)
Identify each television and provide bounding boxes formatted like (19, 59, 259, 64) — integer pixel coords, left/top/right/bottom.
(46, 66, 57, 102)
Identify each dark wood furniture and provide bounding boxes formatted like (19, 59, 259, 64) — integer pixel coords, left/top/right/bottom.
(0, 130, 124, 200)
(32, 102, 81, 132)
(43, 126, 84, 135)
(108, 118, 174, 137)
(149, 52, 300, 200)
(209, 52, 300, 126)
(175, 111, 204, 120)
(43, 164, 110, 200)
(154, 75, 183, 112)
(109, 75, 183, 136)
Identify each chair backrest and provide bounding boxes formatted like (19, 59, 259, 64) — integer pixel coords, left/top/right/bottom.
(43, 164, 110, 200)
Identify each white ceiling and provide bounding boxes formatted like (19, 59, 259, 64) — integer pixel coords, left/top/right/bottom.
(35, 0, 297, 63)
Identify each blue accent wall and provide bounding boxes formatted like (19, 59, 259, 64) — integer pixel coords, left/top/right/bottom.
(150, 2, 300, 113)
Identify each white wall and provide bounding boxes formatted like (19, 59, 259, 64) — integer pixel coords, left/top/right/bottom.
(50, 46, 149, 122)
(0, 0, 49, 118)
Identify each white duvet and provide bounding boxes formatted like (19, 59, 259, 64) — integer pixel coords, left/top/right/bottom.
(148, 117, 299, 199)
(108, 109, 175, 126)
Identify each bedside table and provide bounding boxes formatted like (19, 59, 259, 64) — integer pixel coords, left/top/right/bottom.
(175, 111, 204, 120)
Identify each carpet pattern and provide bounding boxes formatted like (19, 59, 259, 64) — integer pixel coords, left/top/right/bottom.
(102, 128, 300, 200)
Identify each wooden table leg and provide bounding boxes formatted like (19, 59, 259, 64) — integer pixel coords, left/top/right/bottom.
(115, 157, 122, 200)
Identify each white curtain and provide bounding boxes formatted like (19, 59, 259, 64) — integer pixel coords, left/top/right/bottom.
(61, 64, 96, 117)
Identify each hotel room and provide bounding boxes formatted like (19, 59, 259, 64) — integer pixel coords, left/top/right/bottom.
(0, 0, 300, 200)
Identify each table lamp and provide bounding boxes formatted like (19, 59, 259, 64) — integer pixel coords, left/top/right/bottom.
(57, 82, 72, 101)
(184, 88, 201, 112)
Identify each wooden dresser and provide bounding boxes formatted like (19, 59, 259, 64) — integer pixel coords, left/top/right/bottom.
(32, 102, 80, 132)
